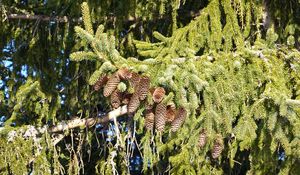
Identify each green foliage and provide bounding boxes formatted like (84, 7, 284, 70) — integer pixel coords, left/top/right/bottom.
(0, 126, 54, 175)
(7, 78, 58, 125)
(69, 2, 300, 174)
(1, 0, 300, 175)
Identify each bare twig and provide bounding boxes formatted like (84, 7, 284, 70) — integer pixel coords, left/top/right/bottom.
(52, 133, 65, 145)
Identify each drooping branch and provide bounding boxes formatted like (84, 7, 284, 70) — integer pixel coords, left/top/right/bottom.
(48, 105, 128, 133)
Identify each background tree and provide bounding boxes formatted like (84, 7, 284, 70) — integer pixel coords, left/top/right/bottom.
(0, 0, 300, 174)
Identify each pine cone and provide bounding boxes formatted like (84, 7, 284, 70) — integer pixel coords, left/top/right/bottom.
(212, 135, 224, 159)
(152, 87, 165, 103)
(165, 105, 176, 123)
(128, 92, 140, 113)
(138, 76, 150, 100)
(171, 107, 187, 132)
(110, 89, 122, 109)
(198, 129, 207, 148)
(93, 75, 108, 91)
(155, 102, 167, 131)
(103, 73, 120, 97)
(129, 72, 140, 89)
(117, 68, 132, 80)
(144, 110, 154, 131)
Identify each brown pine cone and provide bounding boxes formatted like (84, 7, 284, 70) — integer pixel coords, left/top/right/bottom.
(110, 89, 122, 109)
(128, 92, 140, 113)
(129, 72, 140, 89)
(117, 68, 132, 80)
(152, 87, 165, 103)
(103, 73, 120, 97)
(138, 76, 150, 101)
(155, 102, 167, 131)
(165, 105, 176, 123)
(171, 107, 187, 132)
(144, 110, 155, 131)
(93, 75, 108, 91)
(212, 135, 224, 159)
(198, 129, 207, 148)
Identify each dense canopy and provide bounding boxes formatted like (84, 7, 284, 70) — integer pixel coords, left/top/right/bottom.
(1, 0, 300, 174)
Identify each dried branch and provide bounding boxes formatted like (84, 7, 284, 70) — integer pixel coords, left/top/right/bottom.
(48, 105, 128, 133)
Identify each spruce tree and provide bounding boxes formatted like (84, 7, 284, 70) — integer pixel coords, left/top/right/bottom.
(1, 0, 300, 174)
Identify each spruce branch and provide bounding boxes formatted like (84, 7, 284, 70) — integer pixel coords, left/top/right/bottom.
(70, 51, 99, 62)
(6, 14, 80, 23)
(5, 12, 200, 23)
(286, 99, 300, 107)
(48, 105, 128, 133)
(81, 2, 94, 35)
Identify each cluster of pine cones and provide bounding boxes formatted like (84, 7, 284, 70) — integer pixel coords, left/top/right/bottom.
(93, 68, 187, 132)
(198, 129, 224, 159)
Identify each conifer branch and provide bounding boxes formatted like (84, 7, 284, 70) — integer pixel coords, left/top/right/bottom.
(46, 98, 300, 133)
(6, 12, 200, 24)
(48, 105, 128, 133)
(6, 14, 81, 23)
(286, 99, 300, 107)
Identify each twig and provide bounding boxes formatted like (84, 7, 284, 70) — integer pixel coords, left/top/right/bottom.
(113, 115, 122, 147)
(52, 133, 65, 145)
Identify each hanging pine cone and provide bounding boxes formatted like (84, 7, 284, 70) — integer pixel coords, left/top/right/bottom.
(144, 110, 154, 131)
(198, 129, 207, 148)
(128, 92, 140, 113)
(165, 105, 176, 123)
(117, 68, 132, 80)
(110, 89, 122, 109)
(103, 73, 120, 97)
(93, 75, 108, 91)
(155, 102, 167, 131)
(129, 72, 140, 89)
(171, 107, 187, 132)
(138, 76, 150, 100)
(152, 87, 165, 103)
(212, 135, 224, 159)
